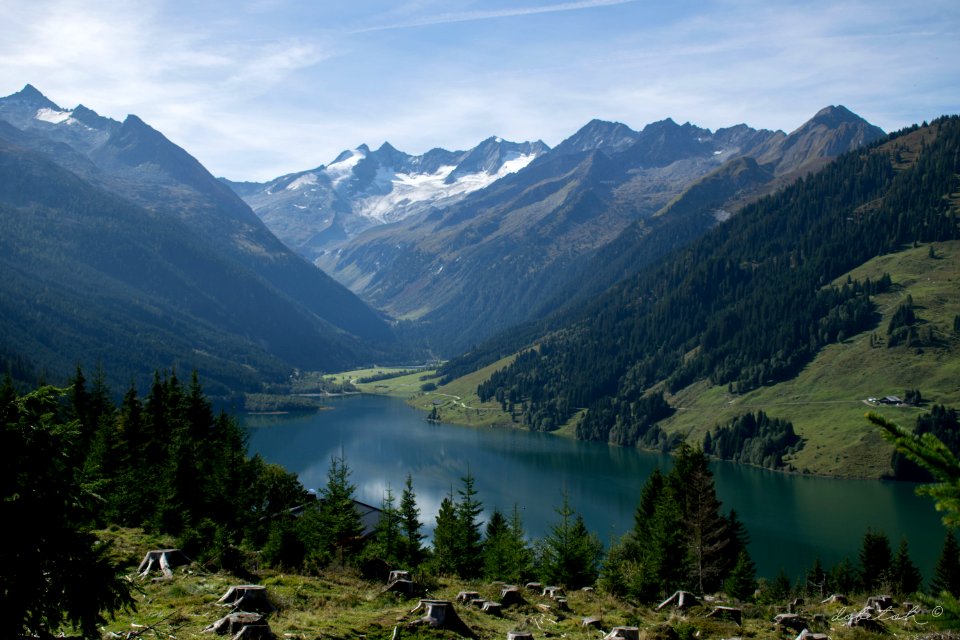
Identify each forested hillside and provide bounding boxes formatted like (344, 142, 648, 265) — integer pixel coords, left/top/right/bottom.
(455, 117, 960, 446)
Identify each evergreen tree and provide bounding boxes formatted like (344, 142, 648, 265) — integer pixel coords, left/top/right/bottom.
(723, 509, 751, 576)
(758, 568, 793, 604)
(1, 386, 133, 638)
(668, 444, 730, 593)
(482, 509, 512, 580)
(890, 537, 923, 595)
(724, 550, 757, 601)
(368, 486, 401, 566)
(870, 411, 960, 527)
(930, 530, 960, 596)
(399, 473, 425, 567)
(454, 470, 485, 578)
(432, 490, 459, 576)
(539, 491, 603, 589)
(318, 453, 364, 565)
(829, 557, 858, 594)
(482, 505, 535, 583)
(858, 528, 893, 592)
(806, 556, 828, 598)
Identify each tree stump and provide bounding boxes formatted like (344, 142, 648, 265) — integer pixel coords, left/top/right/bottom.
(217, 585, 275, 613)
(500, 586, 526, 607)
(388, 570, 411, 583)
(788, 598, 804, 613)
(232, 624, 274, 640)
(203, 612, 268, 636)
(867, 595, 894, 611)
(383, 579, 416, 596)
(820, 593, 848, 605)
(524, 582, 542, 592)
(408, 600, 476, 638)
(604, 627, 639, 640)
(507, 632, 534, 640)
(457, 591, 481, 603)
(582, 616, 603, 629)
(137, 549, 191, 578)
(482, 601, 503, 617)
(555, 598, 570, 611)
(542, 586, 565, 599)
(774, 613, 806, 632)
(706, 606, 742, 626)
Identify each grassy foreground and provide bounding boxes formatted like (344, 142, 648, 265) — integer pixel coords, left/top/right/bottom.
(95, 528, 955, 640)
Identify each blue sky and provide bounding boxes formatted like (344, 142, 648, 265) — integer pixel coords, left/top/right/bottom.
(1, 0, 958, 181)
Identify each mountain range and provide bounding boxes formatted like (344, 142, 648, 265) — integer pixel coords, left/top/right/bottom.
(232, 105, 885, 354)
(0, 85, 400, 394)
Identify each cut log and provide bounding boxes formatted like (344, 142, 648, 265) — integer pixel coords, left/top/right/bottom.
(706, 606, 742, 626)
(217, 585, 275, 613)
(656, 591, 699, 611)
(604, 627, 639, 640)
(203, 612, 267, 635)
(137, 549, 191, 578)
(388, 570, 411, 583)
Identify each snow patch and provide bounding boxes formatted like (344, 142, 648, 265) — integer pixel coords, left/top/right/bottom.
(35, 107, 73, 124)
(325, 149, 365, 187)
(354, 152, 537, 223)
(286, 173, 318, 191)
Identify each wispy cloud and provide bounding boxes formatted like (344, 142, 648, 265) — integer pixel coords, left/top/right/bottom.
(351, 0, 638, 33)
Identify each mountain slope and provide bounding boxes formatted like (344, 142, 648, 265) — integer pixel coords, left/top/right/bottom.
(311, 108, 884, 355)
(440, 117, 959, 465)
(0, 86, 403, 391)
(0, 85, 395, 348)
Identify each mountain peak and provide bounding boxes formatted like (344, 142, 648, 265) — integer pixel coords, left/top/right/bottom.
(8, 84, 60, 110)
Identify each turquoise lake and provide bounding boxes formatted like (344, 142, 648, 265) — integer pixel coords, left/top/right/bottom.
(245, 393, 943, 582)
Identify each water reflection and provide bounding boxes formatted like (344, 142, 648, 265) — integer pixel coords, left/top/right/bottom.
(245, 394, 942, 581)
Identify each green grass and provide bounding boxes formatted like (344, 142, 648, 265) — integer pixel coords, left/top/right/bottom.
(407, 355, 518, 428)
(660, 240, 960, 478)
(89, 528, 958, 640)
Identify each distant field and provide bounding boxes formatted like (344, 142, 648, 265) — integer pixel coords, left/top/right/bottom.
(659, 240, 960, 478)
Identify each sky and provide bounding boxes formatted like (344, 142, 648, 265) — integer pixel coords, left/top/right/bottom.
(1, 0, 958, 182)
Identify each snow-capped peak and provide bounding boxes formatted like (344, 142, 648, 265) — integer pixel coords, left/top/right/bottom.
(35, 107, 73, 124)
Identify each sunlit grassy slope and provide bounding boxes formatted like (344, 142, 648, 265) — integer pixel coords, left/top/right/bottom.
(328, 241, 958, 478)
(659, 240, 960, 478)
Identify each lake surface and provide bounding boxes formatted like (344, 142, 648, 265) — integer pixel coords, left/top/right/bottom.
(245, 394, 943, 582)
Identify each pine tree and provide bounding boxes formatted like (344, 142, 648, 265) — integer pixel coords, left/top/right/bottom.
(724, 550, 757, 601)
(399, 473, 425, 567)
(668, 445, 730, 594)
(858, 528, 893, 592)
(318, 453, 364, 565)
(890, 537, 923, 595)
(806, 556, 828, 598)
(2, 386, 133, 638)
(368, 486, 401, 565)
(930, 530, 960, 596)
(482, 509, 512, 580)
(539, 491, 603, 589)
(432, 490, 459, 576)
(455, 470, 484, 578)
